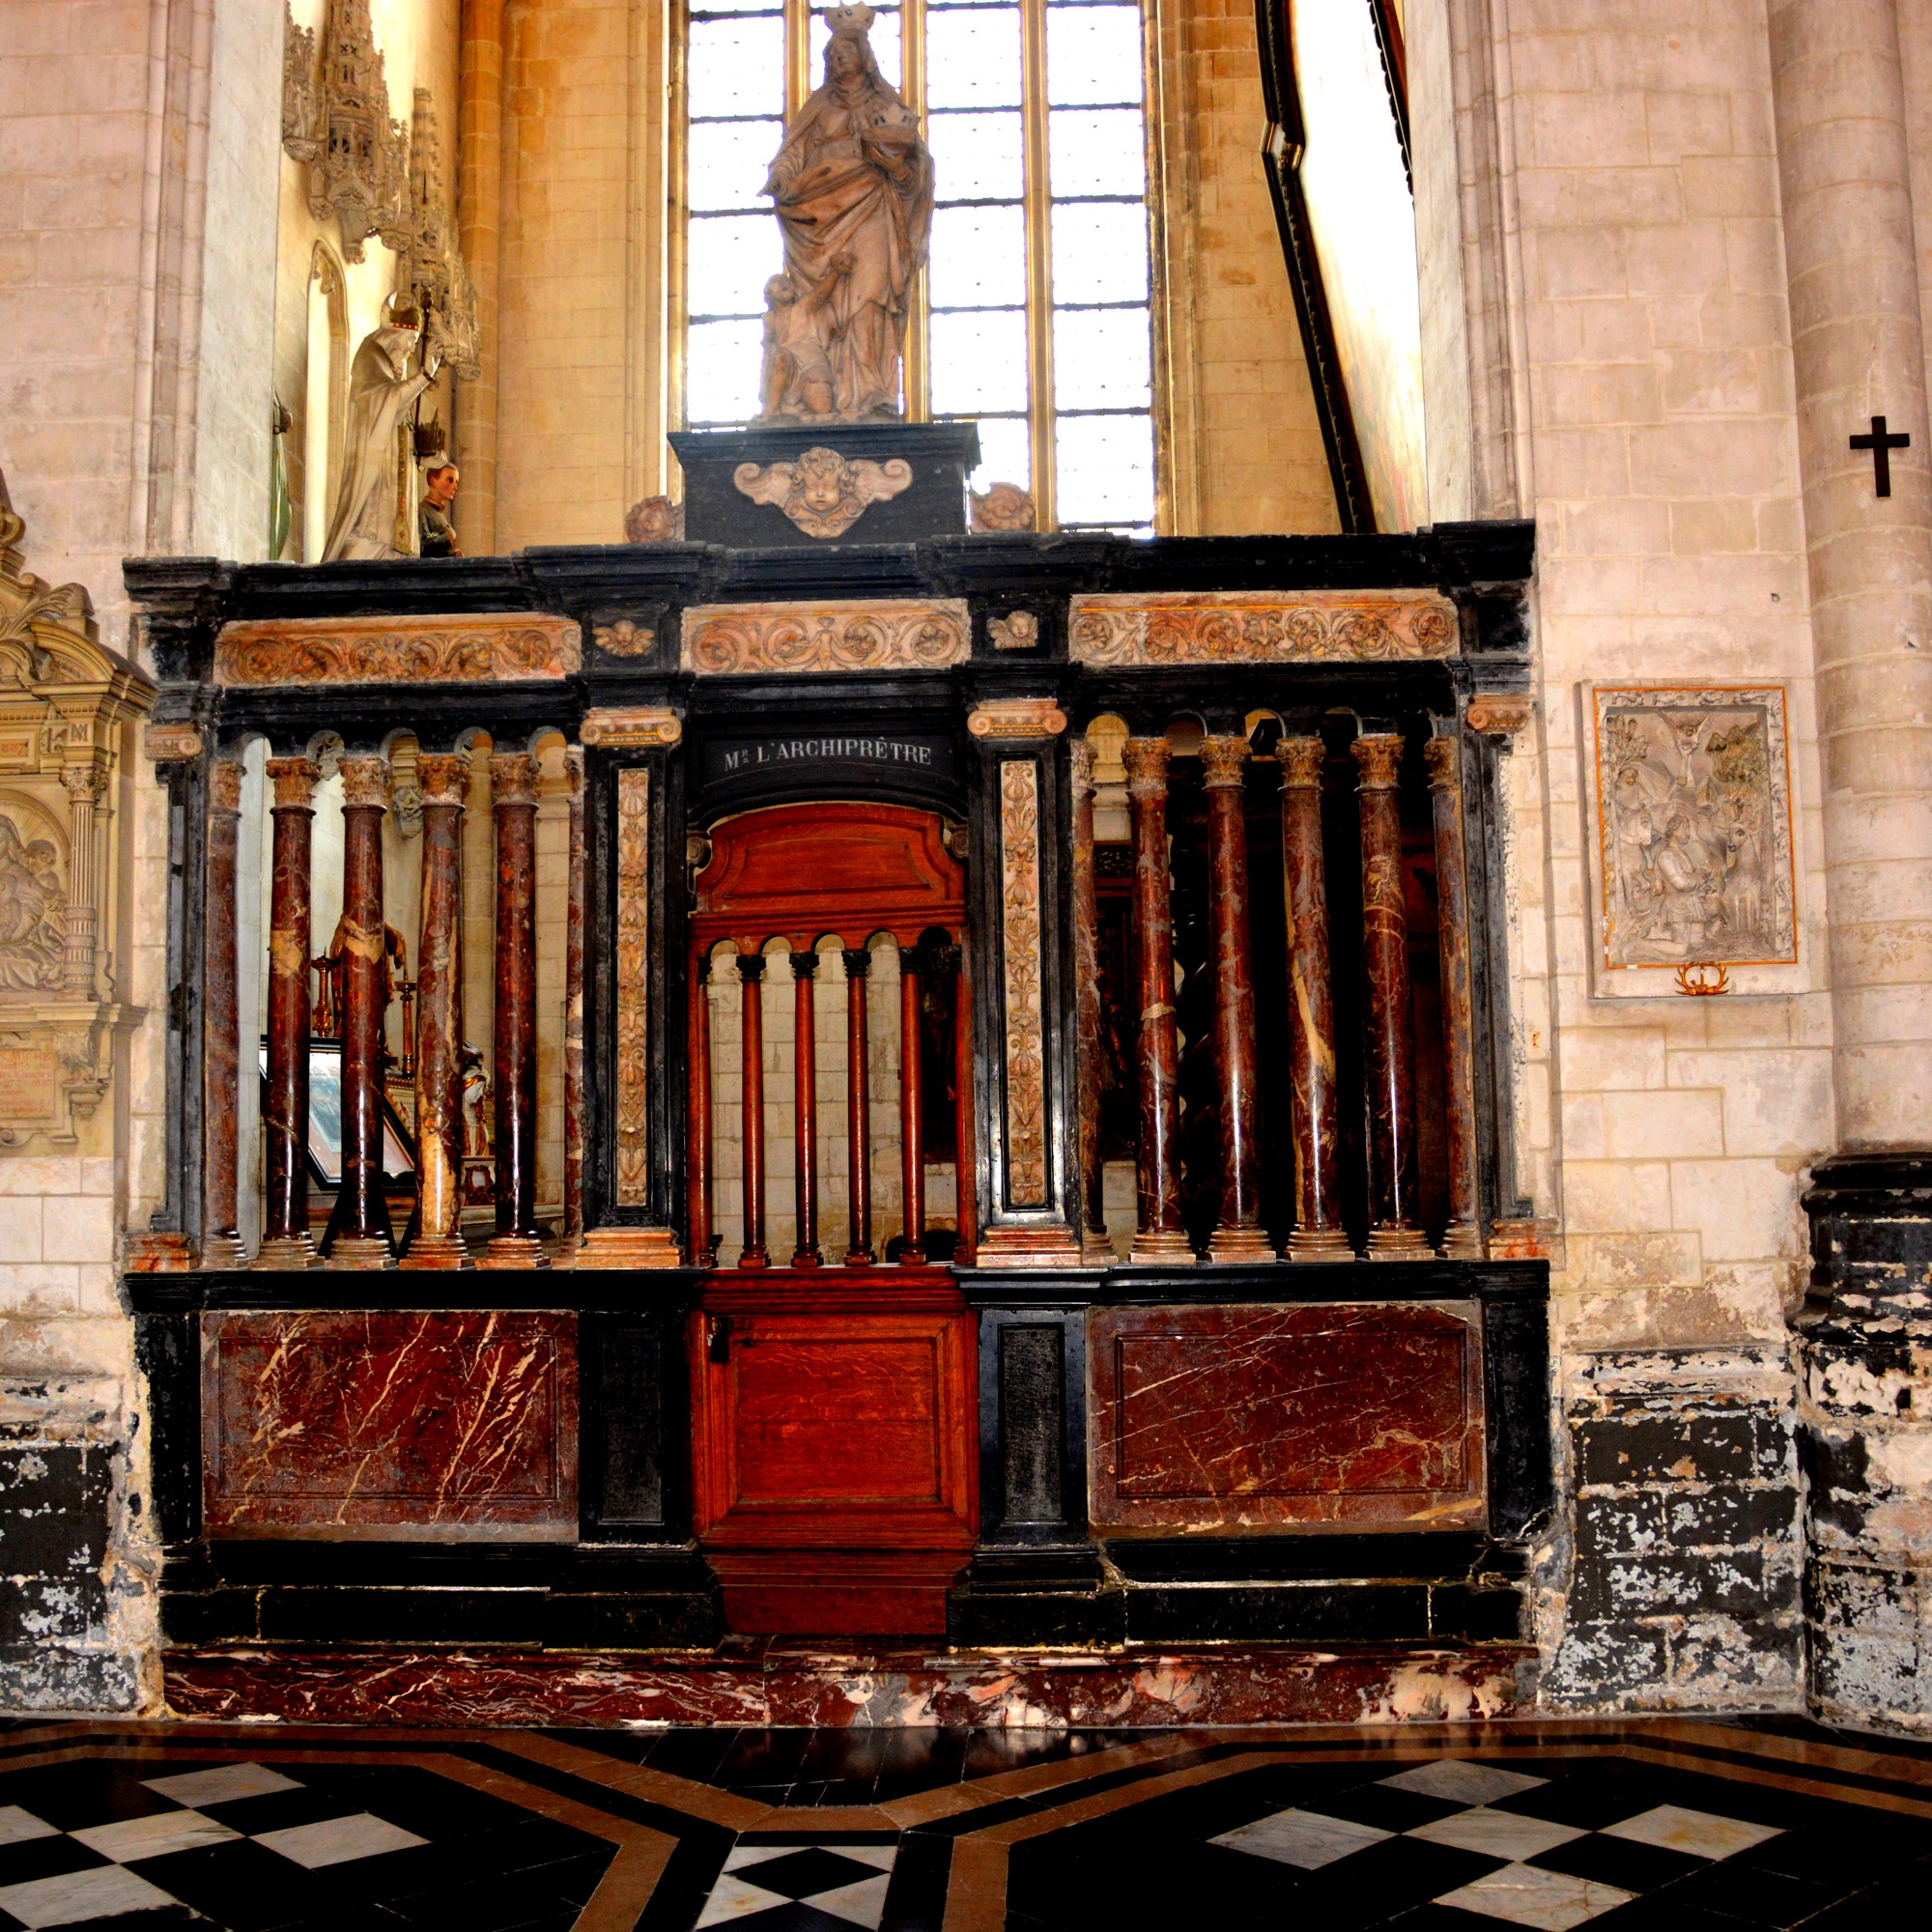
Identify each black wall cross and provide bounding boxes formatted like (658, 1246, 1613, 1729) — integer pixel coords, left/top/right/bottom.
(1851, 414, 1911, 497)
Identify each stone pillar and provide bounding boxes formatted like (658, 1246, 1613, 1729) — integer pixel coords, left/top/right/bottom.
(1770, 0, 1932, 1735)
(256, 757, 319, 1269)
(558, 748, 586, 1264)
(898, 944, 926, 1264)
(843, 949, 874, 1263)
(456, 0, 503, 554)
(401, 753, 469, 1269)
(1276, 736, 1351, 1260)
(1354, 732, 1430, 1259)
(482, 752, 546, 1267)
(328, 755, 396, 1269)
(1069, 741, 1112, 1261)
(60, 760, 104, 995)
(1201, 735, 1273, 1262)
(791, 949, 821, 1266)
(738, 953, 769, 1266)
(200, 758, 246, 1268)
(1426, 733, 1484, 1260)
(1123, 736, 1191, 1261)
(689, 957, 717, 1266)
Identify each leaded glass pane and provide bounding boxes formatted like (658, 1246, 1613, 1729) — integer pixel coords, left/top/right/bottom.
(688, 212, 777, 317)
(1055, 412, 1153, 524)
(924, 7, 1023, 109)
(688, 15, 784, 115)
(930, 309, 1030, 414)
(1049, 200, 1149, 304)
(688, 118, 782, 213)
(927, 109, 1024, 204)
(929, 204, 1028, 307)
(966, 414, 1032, 494)
(1046, 106, 1143, 198)
(1044, 4, 1142, 105)
(1053, 308, 1150, 409)
(687, 318, 764, 424)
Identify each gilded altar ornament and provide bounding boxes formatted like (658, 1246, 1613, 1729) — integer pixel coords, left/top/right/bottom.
(755, 6, 932, 423)
(683, 599, 969, 674)
(988, 611, 1039, 651)
(1069, 590, 1459, 666)
(970, 483, 1037, 533)
(624, 496, 685, 543)
(1675, 963, 1732, 997)
(215, 612, 580, 686)
(999, 761, 1049, 1208)
(733, 447, 913, 539)
(591, 620, 655, 659)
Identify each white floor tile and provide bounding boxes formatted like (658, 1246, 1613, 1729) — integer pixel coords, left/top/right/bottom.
(0, 1807, 57, 1848)
(1381, 1760, 1549, 1805)
(1434, 1863, 1637, 1930)
(71, 1808, 240, 1862)
(696, 1873, 789, 1924)
(810, 1871, 892, 1927)
(1599, 1804, 1782, 1861)
(0, 1862, 181, 1929)
(144, 1762, 303, 1806)
(252, 1811, 427, 1869)
(1408, 1807, 1587, 1861)
(830, 1846, 897, 1871)
(1210, 1806, 1393, 1868)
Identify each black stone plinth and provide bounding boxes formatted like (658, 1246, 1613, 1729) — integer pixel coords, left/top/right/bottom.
(669, 421, 980, 547)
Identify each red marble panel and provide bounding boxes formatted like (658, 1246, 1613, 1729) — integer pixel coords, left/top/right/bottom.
(162, 1637, 1533, 1727)
(202, 1310, 577, 1538)
(1089, 1302, 1485, 1531)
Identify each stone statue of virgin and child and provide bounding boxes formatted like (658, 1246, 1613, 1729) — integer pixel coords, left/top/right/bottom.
(756, 5, 934, 423)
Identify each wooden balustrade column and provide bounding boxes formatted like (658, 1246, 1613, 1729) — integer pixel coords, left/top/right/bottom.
(738, 953, 770, 1266)
(1122, 737, 1191, 1261)
(200, 757, 246, 1268)
(1276, 736, 1351, 1258)
(689, 954, 717, 1265)
(1426, 734, 1485, 1259)
(329, 754, 396, 1269)
(401, 754, 469, 1268)
(255, 756, 319, 1268)
(1201, 735, 1274, 1262)
(790, 950, 822, 1265)
(1354, 732, 1431, 1259)
(898, 943, 925, 1264)
(1069, 741, 1111, 1260)
(482, 753, 547, 1267)
(843, 948, 874, 1262)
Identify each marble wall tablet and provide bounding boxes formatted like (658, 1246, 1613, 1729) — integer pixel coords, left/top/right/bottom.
(202, 1310, 578, 1538)
(1089, 1302, 1486, 1531)
(214, 613, 581, 686)
(681, 600, 970, 675)
(1068, 590, 1458, 666)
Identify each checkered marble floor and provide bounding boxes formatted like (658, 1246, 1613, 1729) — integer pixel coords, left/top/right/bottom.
(695, 1841, 897, 1928)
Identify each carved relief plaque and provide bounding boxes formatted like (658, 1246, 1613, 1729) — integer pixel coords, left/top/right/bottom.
(999, 761, 1048, 1208)
(1590, 685, 1797, 982)
(1069, 590, 1458, 666)
(682, 600, 970, 675)
(215, 612, 581, 686)
(613, 770, 650, 1208)
(0, 1051, 58, 1122)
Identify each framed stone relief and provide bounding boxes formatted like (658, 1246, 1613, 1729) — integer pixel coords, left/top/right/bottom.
(1587, 684, 1798, 998)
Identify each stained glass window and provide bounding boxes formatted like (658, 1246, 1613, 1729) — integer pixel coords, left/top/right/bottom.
(682, 0, 1155, 531)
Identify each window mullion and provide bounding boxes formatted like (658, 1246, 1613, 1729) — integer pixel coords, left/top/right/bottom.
(1019, 0, 1056, 526)
(783, 0, 811, 119)
(903, 0, 929, 419)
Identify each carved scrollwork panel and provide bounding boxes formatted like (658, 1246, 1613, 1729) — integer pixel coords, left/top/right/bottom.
(214, 612, 581, 686)
(999, 760, 1049, 1209)
(613, 770, 650, 1207)
(1068, 589, 1459, 666)
(682, 600, 970, 675)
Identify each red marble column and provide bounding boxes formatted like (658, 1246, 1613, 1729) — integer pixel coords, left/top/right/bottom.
(790, 949, 822, 1266)
(255, 756, 319, 1269)
(952, 944, 978, 1264)
(1427, 733, 1485, 1260)
(843, 947, 873, 1263)
(400, 753, 469, 1269)
(1276, 736, 1352, 1259)
(689, 955, 717, 1266)
(1069, 740, 1112, 1262)
(1123, 736, 1191, 1262)
(201, 757, 246, 1268)
(1201, 735, 1274, 1263)
(737, 953, 769, 1266)
(898, 944, 925, 1264)
(483, 753, 547, 1267)
(328, 754, 395, 1270)
(1354, 731, 1431, 1259)
(558, 747, 586, 1265)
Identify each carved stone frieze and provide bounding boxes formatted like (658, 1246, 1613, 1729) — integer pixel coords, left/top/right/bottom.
(1068, 590, 1459, 666)
(580, 708, 683, 749)
(969, 698, 1068, 740)
(0, 467, 154, 1152)
(613, 770, 650, 1207)
(682, 600, 970, 675)
(214, 612, 581, 686)
(998, 760, 1048, 1209)
(590, 620, 654, 659)
(733, 448, 913, 538)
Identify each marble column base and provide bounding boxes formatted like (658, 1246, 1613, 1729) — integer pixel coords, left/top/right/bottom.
(1130, 1227, 1195, 1264)
(1080, 1229, 1117, 1264)
(1368, 1224, 1435, 1261)
(250, 1235, 318, 1271)
(1441, 1220, 1486, 1261)
(479, 1234, 551, 1270)
(577, 1225, 684, 1267)
(977, 1226, 1087, 1267)
(198, 1233, 248, 1270)
(1207, 1224, 1277, 1264)
(397, 1235, 471, 1270)
(327, 1236, 396, 1271)
(1286, 1227, 1356, 1262)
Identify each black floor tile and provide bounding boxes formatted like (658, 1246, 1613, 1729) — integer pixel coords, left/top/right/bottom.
(0, 1833, 113, 1888)
(129, 1839, 323, 1931)
(1652, 1861, 1844, 1927)
(1299, 1782, 1467, 1833)
(0, 1762, 182, 1831)
(1526, 1830, 1704, 1894)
